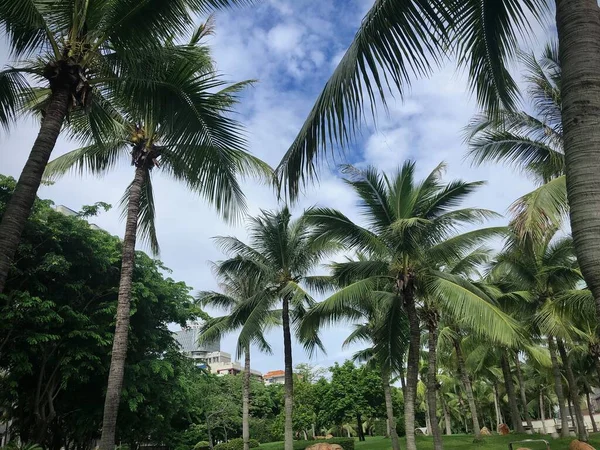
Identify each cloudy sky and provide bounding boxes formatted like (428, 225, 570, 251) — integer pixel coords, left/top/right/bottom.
(0, 0, 553, 373)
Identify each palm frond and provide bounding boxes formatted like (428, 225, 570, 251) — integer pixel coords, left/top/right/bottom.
(0, 68, 32, 128)
(509, 175, 567, 240)
(453, 0, 547, 116)
(430, 271, 522, 346)
(275, 0, 450, 199)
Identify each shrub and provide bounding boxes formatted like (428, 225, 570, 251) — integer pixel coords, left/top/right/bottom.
(291, 438, 354, 450)
(194, 442, 210, 450)
(213, 438, 260, 450)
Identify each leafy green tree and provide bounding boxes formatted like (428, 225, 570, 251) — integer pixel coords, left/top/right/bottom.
(274, 0, 600, 341)
(213, 207, 333, 450)
(44, 29, 270, 449)
(0, 175, 202, 448)
(198, 262, 279, 450)
(322, 362, 385, 442)
(303, 162, 520, 450)
(0, 0, 249, 295)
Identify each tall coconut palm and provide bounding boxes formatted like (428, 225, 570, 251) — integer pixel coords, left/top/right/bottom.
(197, 263, 280, 450)
(301, 267, 408, 450)
(465, 43, 566, 240)
(0, 0, 250, 294)
(302, 162, 521, 450)
(212, 207, 332, 450)
(490, 230, 587, 440)
(43, 32, 270, 450)
(273, 0, 600, 335)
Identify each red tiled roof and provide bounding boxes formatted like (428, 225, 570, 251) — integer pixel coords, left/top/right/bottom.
(264, 370, 285, 378)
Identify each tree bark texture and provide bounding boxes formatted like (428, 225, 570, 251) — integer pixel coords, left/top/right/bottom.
(585, 387, 598, 433)
(403, 285, 420, 450)
(556, 0, 600, 343)
(0, 86, 71, 293)
(514, 352, 533, 432)
(557, 338, 588, 441)
(382, 368, 401, 450)
(440, 392, 452, 435)
(540, 391, 547, 435)
(453, 338, 481, 439)
(548, 335, 570, 438)
(500, 351, 524, 433)
(243, 346, 251, 450)
(98, 167, 146, 450)
(426, 316, 443, 450)
(282, 295, 294, 450)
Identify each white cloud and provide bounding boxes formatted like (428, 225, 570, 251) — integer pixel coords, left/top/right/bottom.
(0, 0, 554, 373)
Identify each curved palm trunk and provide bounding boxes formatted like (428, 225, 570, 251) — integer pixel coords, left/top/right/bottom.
(500, 351, 524, 433)
(403, 286, 420, 450)
(282, 295, 294, 450)
(513, 352, 533, 432)
(99, 167, 146, 450)
(426, 316, 443, 450)
(243, 346, 251, 450)
(0, 86, 71, 294)
(585, 385, 598, 433)
(555, 0, 600, 338)
(548, 335, 570, 437)
(493, 385, 502, 427)
(382, 367, 400, 450)
(557, 338, 588, 441)
(453, 338, 481, 439)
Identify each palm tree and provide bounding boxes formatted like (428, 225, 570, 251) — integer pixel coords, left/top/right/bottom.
(44, 32, 270, 450)
(213, 207, 332, 450)
(197, 263, 279, 450)
(489, 230, 587, 440)
(465, 43, 566, 240)
(302, 162, 521, 450)
(273, 0, 600, 333)
(0, 0, 248, 294)
(302, 269, 407, 450)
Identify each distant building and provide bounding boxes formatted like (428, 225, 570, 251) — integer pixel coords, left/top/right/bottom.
(208, 351, 263, 379)
(54, 205, 104, 231)
(174, 323, 220, 369)
(263, 370, 285, 385)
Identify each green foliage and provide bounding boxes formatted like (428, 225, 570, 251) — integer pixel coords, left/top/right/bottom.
(0, 175, 202, 448)
(194, 441, 210, 450)
(214, 438, 260, 450)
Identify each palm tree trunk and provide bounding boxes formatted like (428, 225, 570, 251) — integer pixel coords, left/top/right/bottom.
(382, 367, 400, 450)
(243, 346, 251, 450)
(585, 385, 598, 433)
(500, 351, 524, 433)
(493, 384, 502, 427)
(98, 167, 146, 450)
(555, 0, 600, 340)
(557, 338, 588, 441)
(0, 86, 71, 294)
(403, 285, 420, 450)
(440, 392, 452, 435)
(426, 315, 443, 450)
(356, 413, 365, 441)
(282, 295, 294, 450)
(453, 337, 481, 439)
(548, 335, 570, 438)
(513, 351, 533, 432)
(540, 391, 547, 435)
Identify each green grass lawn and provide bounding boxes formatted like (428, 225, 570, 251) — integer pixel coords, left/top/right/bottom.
(260, 433, 600, 449)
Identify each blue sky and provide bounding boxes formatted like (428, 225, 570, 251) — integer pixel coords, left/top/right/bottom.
(0, 0, 553, 374)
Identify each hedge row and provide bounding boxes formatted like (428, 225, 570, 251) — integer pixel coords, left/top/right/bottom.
(213, 438, 260, 450)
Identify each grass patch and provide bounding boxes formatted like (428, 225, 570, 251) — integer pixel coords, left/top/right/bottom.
(259, 433, 600, 449)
